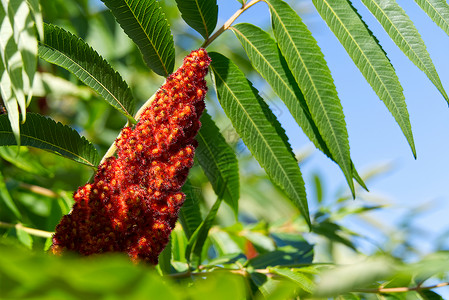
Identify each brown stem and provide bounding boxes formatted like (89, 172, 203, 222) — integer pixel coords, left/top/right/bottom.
(0, 221, 54, 238)
(202, 0, 264, 48)
(354, 282, 449, 294)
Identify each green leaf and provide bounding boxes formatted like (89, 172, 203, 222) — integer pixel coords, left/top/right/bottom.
(361, 0, 448, 104)
(0, 170, 21, 219)
(196, 111, 240, 216)
(265, 0, 355, 195)
(101, 0, 175, 76)
(270, 267, 315, 294)
(248, 244, 313, 269)
(231, 23, 366, 190)
(175, 0, 218, 39)
(312, 0, 416, 158)
(0, 0, 38, 145)
(209, 52, 310, 228)
(157, 238, 172, 275)
(0, 146, 50, 176)
(180, 180, 203, 239)
(26, 0, 44, 40)
(414, 0, 449, 36)
(0, 113, 100, 167)
(38, 24, 135, 120)
(185, 195, 224, 266)
(16, 227, 33, 249)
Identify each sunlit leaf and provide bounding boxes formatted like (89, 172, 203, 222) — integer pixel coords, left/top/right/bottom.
(0, 113, 100, 167)
(101, 0, 175, 76)
(312, 0, 415, 157)
(38, 24, 135, 120)
(265, 0, 355, 195)
(175, 0, 218, 39)
(196, 111, 239, 215)
(209, 52, 310, 228)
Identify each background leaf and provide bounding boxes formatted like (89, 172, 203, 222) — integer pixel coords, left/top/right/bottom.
(101, 0, 175, 76)
(175, 0, 218, 39)
(180, 179, 203, 239)
(266, 0, 355, 194)
(38, 24, 135, 120)
(0, 170, 21, 220)
(196, 111, 240, 215)
(0, 113, 100, 167)
(209, 51, 310, 228)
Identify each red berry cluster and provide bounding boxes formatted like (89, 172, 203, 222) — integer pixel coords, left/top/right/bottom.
(51, 49, 211, 264)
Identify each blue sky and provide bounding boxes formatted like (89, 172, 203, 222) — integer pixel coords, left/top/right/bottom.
(216, 0, 449, 256)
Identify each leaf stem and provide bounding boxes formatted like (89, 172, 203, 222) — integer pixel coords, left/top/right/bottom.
(0, 221, 54, 238)
(202, 0, 263, 48)
(354, 282, 449, 294)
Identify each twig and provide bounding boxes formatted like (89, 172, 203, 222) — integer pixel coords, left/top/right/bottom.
(0, 221, 54, 238)
(354, 282, 449, 294)
(202, 0, 263, 48)
(18, 182, 59, 198)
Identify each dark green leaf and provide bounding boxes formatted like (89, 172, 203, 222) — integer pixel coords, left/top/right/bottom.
(266, 0, 355, 194)
(185, 195, 223, 266)
(312, 220, 356, 250)
(175, 0, 218, 39)
(419, 290, 444, 300)
(0, 113, 100, 167)
(209, 52, 310, 228)
(361, 0, 448, 104)
(312, 0, 415, 157)
(180, 179, 203, 239)
(101, 0, 175, 76)
(196, 111, 239, 215)
(157, 237, 172, 275)
(0, 170, 21, 219)
(38, 24, 135, 120)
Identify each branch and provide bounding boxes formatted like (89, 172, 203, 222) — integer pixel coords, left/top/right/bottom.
(202, 0, 263, 48)
(0, 221, 54, 238)
(354, 282, 449, 294)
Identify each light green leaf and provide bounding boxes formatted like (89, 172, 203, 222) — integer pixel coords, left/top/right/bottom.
(414, 0, 449, 36)
(196, 111, 240, 215)
(0, 113, 100, 167)
(270, 267, 315, 294)
(38, 24, 135, 120)
(361, 0, 448, 103)
(175, 0, 218, 39)
(180, 179, 203, 239)
(25, 0, 43, 40)
(231, 23, 366, 190)
(312, 0, 415, 158)
(16, 227, 33, 249)
(0, 146, 50, 175)
(0, 0, 38, 145)
(101, 0, 175, 76)
(209, 52, 310, 228)
(0, 170, 21, 219)
(265, 0, 355, 195)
